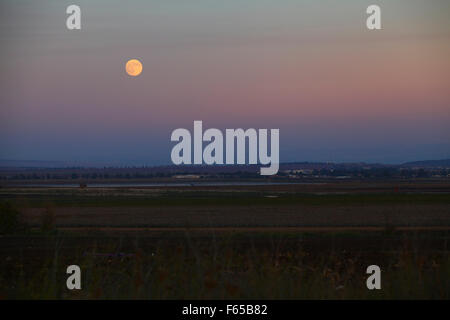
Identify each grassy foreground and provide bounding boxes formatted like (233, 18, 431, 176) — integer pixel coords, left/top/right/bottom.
(1, 183, 449, 299)
(0, 231, 449, 299)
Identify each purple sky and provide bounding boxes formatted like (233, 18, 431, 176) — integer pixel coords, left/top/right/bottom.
(1, 0, 449, 165)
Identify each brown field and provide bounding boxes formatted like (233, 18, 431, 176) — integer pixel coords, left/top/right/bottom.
(19, 203, 450, 229)
(1, 180, 449, 299)
(3, 180, 448, 229)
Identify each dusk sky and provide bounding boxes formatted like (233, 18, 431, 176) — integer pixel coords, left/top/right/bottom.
(1, 0, 449, 165)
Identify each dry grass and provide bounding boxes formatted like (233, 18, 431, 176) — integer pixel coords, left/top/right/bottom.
(0, 231, 449, 299)
(17, 203, 450, 228)
(1, 183, 449, 299)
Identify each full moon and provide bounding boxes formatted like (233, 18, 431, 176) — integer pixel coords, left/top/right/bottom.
(125, 59, 143, 76)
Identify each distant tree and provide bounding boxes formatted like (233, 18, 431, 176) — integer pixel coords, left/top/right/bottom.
(417, 168, 428, 178)
(0, 202, 23, 234)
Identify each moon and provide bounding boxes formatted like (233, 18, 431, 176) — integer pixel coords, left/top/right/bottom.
(125, 59, 143, 76)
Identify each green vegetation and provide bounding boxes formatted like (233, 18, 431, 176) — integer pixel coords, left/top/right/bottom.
(0, 202, 24, 234)
(0, 232, 449, 299)
(40, 206, 56, 234)
(0, 182, 448, 299)
(2, 191, 450, 208)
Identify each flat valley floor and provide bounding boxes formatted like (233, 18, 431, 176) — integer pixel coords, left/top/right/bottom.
(0, 180, 449, 299)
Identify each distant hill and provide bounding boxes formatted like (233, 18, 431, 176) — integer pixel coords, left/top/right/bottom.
(401, 159, 450, 168)
(0, 160, 387, 171)
(0, 159, 70, 168)
(1, 159, 449, 171)
(0, 159, 117, 168)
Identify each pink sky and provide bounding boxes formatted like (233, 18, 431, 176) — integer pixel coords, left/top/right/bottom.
(1, 1, 449, 164)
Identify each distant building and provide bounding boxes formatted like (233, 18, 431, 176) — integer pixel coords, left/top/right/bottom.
(173, 175, 201, 179)
(284, 169, 313, 175)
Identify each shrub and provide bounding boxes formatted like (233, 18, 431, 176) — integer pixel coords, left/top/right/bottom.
(0, 202, 21, 234)
(41, 206, 56, 234)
